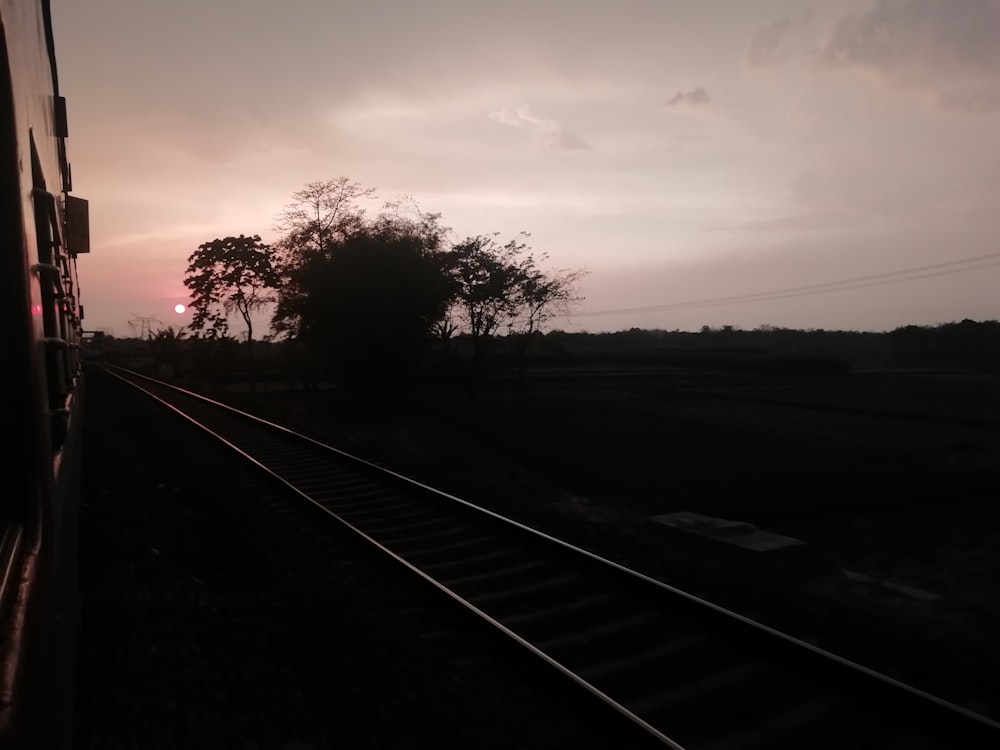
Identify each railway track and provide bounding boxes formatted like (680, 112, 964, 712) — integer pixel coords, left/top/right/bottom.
(105, 365, 1000, 749)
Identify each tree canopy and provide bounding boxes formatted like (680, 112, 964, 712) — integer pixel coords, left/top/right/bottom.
(184, 234, 279, 341)
(273, 178, 376, 261)
(277, 211, 456, 387)
(446, 233, 586, 368)
(270, 179, 380, 339)
(184, 234, 279, 390)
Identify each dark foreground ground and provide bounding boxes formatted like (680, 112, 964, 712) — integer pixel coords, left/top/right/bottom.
(77, 362, 1000, 747)
(221, 365, 1000, 720)
(76, 369, 654, 749)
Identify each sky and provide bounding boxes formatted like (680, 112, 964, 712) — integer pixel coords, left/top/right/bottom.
(51, 0, 1000, 336)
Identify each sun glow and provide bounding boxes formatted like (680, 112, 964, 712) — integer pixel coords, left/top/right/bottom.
(174, 304, 186, 314)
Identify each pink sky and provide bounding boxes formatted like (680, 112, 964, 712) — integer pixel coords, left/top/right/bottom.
(53, 0, 1000, 337)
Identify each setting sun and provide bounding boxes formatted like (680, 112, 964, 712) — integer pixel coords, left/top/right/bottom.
(174, 304, 186, 314)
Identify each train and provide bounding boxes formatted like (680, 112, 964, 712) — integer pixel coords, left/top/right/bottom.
(1, 0, 88, 746)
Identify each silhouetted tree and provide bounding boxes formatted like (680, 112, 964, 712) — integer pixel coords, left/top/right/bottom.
(271, 178, 378, 338)
(447, 233, 531, 370)
(446, 233, 585, 375)
(274, 177, 375, 256)
(275, 212, 456, 393)
(508, 264, 587, 377)
(433, 316, 458, 342)
(184, 234, 279, 391)
(512, 265, 586, 336)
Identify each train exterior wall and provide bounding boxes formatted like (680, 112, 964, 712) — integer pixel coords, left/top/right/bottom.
(1, 1, 86, 747)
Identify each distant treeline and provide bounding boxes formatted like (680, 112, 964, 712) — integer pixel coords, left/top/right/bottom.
(89, 318, 1000, 384)
(532, 320, 1000, 371)
(545, 319, 1000, 356)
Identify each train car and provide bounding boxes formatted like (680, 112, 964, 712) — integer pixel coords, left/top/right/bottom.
(0, 0, 88, 746)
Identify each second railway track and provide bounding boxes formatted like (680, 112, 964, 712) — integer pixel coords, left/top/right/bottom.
(106, 365, 1000, 749)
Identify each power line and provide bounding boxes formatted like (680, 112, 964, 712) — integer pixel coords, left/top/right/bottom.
(576, 251, 1000, 318)
(127, 314, 161, 338)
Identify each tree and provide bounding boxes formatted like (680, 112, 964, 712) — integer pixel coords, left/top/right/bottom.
(447, 233, 532, 369)
(274, 211, 457, 392)
(273, 177, 376, 260)
(446, 233, 585, 375)
(271, 178, 378, 338)
(511, 264, 587, 339)
(184, 234, 279, 390)
(508, 264, 587, 377)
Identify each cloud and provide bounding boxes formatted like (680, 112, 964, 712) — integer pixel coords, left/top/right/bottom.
(746, 18, 797, 67)
(749, 1, 1000, 113)
(488, 105, 592, 150)
(665, 86, 711, 107)
(821, 0, 1000, 113)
